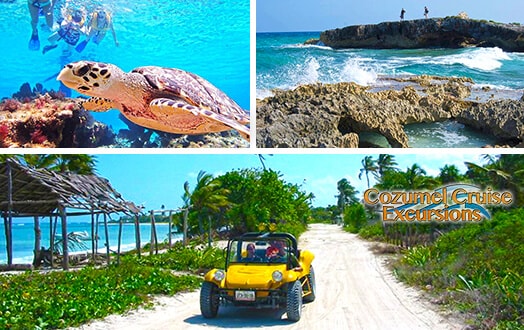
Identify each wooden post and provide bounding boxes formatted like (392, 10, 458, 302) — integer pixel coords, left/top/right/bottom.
(2, 214, 9, 266)
(117, 215, 123, 265)
(94, 213, 99, 254)
(6, 162, 13, 266)
(59, 205, 69, 271)
(103, 213, 110, 265)
(90, 211, 95, 264)
(149, 210, 158, 255)
(33, 216, 41, 267)
(49, 216, 54, 268)
(134, 214, 141, 258)
(168, 210, 173, 248)
(183, 207, 188, 246)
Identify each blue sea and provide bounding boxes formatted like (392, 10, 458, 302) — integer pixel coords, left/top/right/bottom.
(0, 0, 249, 133)
(0, 220, 178, 264)
(256, 32, 524, 148)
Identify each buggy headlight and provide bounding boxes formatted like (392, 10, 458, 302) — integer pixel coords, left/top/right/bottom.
(213, 270, 225, 281)
(272, 270, 283, 282)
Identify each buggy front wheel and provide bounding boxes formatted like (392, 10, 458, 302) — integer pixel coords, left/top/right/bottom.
(286, 280, 303, 322)
(200, 281, 219, 318)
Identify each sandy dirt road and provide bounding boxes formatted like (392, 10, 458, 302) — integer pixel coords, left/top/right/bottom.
(74, 223, 462, 330)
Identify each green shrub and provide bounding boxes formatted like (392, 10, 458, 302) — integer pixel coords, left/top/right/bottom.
(0, 265, 200, 329)
(393, 208, 524, 328)
(122, 243, 225, 272)
(359, 223, 386, 241)
(0, 243, 227, 329)
(343, 203, 367, 233)
(403, 246, 434, 267)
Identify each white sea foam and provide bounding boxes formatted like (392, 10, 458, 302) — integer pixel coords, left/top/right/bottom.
(432, 47, 510, 71)
(339, 58, 378, 86)
(280, 43, 332, 51)
(450, 47, 509, 70)
(256, 88, 275, 99)
(293, 57, 321, 85)
(387, 47, 511, 72)
(433, 122, 469, 146)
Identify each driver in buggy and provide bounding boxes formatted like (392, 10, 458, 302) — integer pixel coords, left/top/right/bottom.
(242, 243, 262, 262)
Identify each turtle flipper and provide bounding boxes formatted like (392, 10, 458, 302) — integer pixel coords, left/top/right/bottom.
(81, 97, 119, 112)
(150, 98, 250, 140)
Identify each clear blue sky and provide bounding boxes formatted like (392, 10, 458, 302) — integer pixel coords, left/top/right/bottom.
(257, 0, 524, 32)
(93, 152, 485, 211)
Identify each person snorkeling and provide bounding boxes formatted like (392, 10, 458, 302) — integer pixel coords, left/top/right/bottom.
(28, 0, 55, 50)
(42, 7, 86, 55)
(75, 8, 119, 52)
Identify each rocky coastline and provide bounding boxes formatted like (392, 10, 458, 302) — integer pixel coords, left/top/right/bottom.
(318, 16, 524, 52)
(256, 76, 524, 148)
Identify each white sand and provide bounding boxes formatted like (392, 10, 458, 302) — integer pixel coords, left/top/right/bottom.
(71, 223, 464, 330)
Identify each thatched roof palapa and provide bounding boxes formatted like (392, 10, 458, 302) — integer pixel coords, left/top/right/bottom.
(0, 159, 140, 216)
(0, 158, 141, 270)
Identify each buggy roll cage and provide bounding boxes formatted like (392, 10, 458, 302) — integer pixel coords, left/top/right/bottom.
(225, 232, 300, 268)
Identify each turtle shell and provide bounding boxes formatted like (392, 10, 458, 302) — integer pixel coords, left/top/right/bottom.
(131, 66, 248, 123)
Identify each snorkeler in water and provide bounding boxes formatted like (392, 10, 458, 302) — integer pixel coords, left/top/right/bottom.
(28, 0, 55, 50)
(42, 7, 86, 55)
(76, 8, 119, 52)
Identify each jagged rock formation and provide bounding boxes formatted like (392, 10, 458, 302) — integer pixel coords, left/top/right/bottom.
(256, 77, 524, 148)
(320, 17, 524, 52)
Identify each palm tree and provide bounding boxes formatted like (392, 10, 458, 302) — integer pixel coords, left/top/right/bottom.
(22, 154, 97, 174)
(336, 178, 359, 214)
(181, 181, 192, 245)
(188, 171, 231, 246)
(465, 154, 524, 207)
(404, 164, 437, 189)
(359, 156, 378, 188)
(438, 164, 462, 184)
(375, 154, 398, 180)
(257, 154, 273, 171)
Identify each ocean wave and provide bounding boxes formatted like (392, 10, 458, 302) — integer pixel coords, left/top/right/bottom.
(443, 47, 510, 71)
(279, 43, 332, 51)
(395, 47, 511, 71)
(256, 88, 274, 99)
(256, 55, 380, 98)
(339, 58, 378, 86)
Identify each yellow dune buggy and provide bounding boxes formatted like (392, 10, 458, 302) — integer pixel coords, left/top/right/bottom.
(200, 232, 315, 322)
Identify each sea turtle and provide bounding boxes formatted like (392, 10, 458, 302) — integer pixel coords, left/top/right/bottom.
(57, 61, 250, 140)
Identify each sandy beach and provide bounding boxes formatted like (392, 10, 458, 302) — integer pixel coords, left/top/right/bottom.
(70, 223, 463, 330)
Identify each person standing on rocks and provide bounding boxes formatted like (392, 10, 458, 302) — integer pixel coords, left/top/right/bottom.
(424, 6, 429, 19)
(400, 8, 406, 21)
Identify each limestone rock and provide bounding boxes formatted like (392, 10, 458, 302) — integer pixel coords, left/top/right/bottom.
(256, 77, 523, 148)
(320, 17, 524, 52)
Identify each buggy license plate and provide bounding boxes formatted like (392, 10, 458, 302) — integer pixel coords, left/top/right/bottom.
(235, 290, 255, 301)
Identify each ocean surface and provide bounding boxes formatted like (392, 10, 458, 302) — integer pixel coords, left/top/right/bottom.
(0, 0, 249, 133)
(256, 32, 524, 148)
(0, 220, 178, 264)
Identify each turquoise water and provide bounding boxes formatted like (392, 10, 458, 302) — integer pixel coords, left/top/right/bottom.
(256, 32, 524, 147)
(0, 0, 249, 132)
(0, 220, 177, 264)
(257, 32, 524, 97)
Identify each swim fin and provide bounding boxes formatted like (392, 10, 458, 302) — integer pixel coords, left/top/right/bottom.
(42, 44, 57, 54)
(28, 34, 40, 51)
(75, 40, 88, 52)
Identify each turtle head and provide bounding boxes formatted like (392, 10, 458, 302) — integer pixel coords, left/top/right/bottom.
(57, 61, 122, 97)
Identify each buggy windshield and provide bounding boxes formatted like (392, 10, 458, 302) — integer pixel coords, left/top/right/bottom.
(227, 238, 291, 264)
